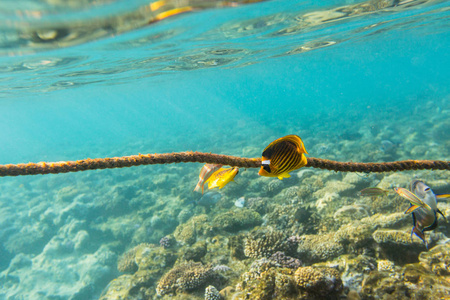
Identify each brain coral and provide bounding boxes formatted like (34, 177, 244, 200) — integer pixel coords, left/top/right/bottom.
(156, 261, 213, 296)
(294, 266, 343, 297)
(244, 228, 295, 258)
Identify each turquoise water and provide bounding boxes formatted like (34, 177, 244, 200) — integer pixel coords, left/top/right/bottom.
(0, 0, 449, 299)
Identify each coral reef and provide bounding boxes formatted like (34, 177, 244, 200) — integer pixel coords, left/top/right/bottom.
(244, 227, 295, 258)
(295, 233, 344, 263)
(204, 285, 221, 300)
(156, 261, 214, 296)
(212, 208, 262, 232)
(294, 266, 343, 298)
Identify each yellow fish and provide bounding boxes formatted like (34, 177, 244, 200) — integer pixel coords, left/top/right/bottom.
(206, 167, 239, 190)
(258, 134, 308, 180)
(193, 164, 222, 194)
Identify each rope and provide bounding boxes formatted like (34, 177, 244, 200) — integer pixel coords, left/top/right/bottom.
(0, 152, 448, 177)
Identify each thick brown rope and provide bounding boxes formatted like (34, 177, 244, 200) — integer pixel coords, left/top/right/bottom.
(0, 152, 448, 177)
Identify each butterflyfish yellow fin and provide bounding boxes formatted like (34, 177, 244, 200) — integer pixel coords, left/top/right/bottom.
(286, 135, 308, 154)
(395, 187, 432, 211)
(405, 205, 420, 214)
(436, 194, 450, 199)
(277, 173, 291, 180)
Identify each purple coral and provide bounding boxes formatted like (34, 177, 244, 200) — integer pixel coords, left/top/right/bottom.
(269, 251, 302, 269)
(159, 235, 175, 249)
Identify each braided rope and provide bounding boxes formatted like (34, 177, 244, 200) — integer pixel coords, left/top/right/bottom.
(0, 152, 448, 177)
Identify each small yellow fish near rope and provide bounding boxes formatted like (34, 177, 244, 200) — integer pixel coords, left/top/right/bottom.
(206, 167, 239, 190)
(258, 134, 308, 180)
(193, 164, 222, 194)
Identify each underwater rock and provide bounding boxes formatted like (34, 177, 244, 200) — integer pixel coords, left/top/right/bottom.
(178, 208, 195, 224)
(333, 204, 370, 223)
(377, 259, 395, 272)
(212, 208, 262, 233)
(56, 185, 81, 202)
(204, 285, 222, 300)
(159, 235, 176, 249)
(269, 251, 302, 269)
(1, 244, 117, 300)
(361, 270, 406, 299)
(313, 180, 356, 198)
(178, 240, 207, 262)
(234, 264, 297, 300)
(314, 192, 339, 212)
(315, 254, 376, 292)
(244, 227, 295, 259)
(117, 243, 177, 274)
(294, 233, 344, 263)
(334, 222, 374, 251)
(419, 243, 450, 276)
(294, 266, 343, 299)
(372, 229, 425, 264)
(262, 179, 285, 196)
(246, 197, 270, 215)
(156, 261, 213, 296)
(174, 214, 209, 245)
(117, 250, 138, 273)
(372, 229, 415, 245)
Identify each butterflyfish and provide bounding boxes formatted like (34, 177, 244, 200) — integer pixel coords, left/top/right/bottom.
(194, 164, 222, 194)
(206, 167, 239, 190)
(395, 180, 447, 248)
(258, 134, 308, 180)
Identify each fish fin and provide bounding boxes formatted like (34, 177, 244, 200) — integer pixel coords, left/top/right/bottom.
(285, 135, 308, 154)
(277, 173, 291, 180)
(436, 194, 450, 199)
(405, 205, 420, 214)
(437, 209, 447, 222)
(411, 226, 428, 248)
(193, 183, 200, 192)
(395, 187, 433, 211)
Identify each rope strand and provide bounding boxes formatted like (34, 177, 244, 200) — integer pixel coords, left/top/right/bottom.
(0, 152, 448, 177)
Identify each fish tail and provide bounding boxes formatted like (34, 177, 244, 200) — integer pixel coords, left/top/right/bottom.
(411, 226, 427, 248)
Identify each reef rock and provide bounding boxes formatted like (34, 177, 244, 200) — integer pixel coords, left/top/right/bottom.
(294, 266, 343, 299)
(156, 261, 214, 296)
(244, 228, 295, 259)
(212, 208, 262, 233)
(295, 233, 344, 263)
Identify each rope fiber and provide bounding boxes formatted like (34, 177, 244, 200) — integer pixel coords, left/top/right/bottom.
(0, 152, 448, 177)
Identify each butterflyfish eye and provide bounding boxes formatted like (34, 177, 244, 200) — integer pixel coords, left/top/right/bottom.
(263, 164, 271, 173)
(424, 187, 430, 192)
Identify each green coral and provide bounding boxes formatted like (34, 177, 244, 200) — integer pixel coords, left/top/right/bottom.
(212, 208, 262, 232)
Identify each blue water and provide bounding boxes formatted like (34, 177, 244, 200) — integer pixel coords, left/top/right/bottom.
(0, 0, 449, 299)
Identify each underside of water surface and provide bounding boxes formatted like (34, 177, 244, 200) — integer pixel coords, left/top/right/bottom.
(0, 0, 449, 299)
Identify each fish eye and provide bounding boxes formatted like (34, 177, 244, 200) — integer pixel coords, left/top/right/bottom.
(424, 187, 430, 192)
(263, 164, 271, 173)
